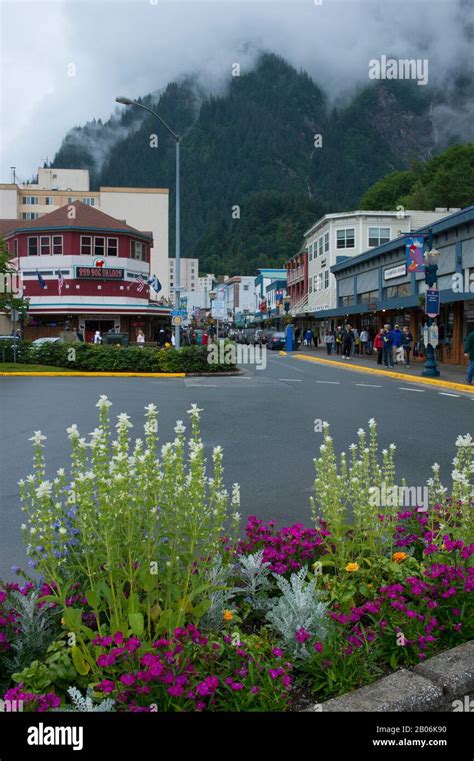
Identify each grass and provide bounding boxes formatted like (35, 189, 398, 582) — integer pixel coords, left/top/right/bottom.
(0, 363, 58, 373)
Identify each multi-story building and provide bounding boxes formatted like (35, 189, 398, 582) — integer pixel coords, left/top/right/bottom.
(330, 205, 474, 367)
(0, 168, 170, 299)
(169, 257, 199, 293)
(253, 268, 287, 324)
(221, 276, 255, 323)
(286, 247, 308, 312)
(0, 202, 170, 341)
(197, 274, 215, 291)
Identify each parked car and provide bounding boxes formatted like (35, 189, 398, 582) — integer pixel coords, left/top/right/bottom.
(252, 329, 264, 346)
(268, 331, 286, 350)
(0, 335, 20, 342)
(239, 328, 255, 345)
(31, 337, 62, 346)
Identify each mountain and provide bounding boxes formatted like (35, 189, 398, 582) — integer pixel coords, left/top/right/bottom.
(51, 53, 473, 275)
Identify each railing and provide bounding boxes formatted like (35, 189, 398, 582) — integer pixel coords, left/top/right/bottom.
(290, 293, 309, 315)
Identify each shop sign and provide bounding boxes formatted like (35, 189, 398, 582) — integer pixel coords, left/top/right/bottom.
(75, 266, 124, 280)
(425, 289, 440, 318)
(384, 264, 407, 280)
(367, 301, 378, 311)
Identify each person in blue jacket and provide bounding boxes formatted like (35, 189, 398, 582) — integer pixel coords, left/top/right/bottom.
(392, 324, 403, 364)
(382, 324, 395, 368)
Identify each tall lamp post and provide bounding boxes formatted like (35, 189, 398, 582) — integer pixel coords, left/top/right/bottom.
(421, 240, 441, 378)
(115, 96, 181, 349)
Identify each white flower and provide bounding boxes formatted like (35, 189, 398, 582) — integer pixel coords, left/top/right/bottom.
(431, 463, 440, 472)
(67, 424, 80, 440)
(324, 435, 333, 443)
(18, 479, 25, 487)
(455, 434, 473, 448)
(213, 445, 223, 458)
(357, 428, 365, 436)
(59, 527, 67, 535)
(174, 420, 186, 434)
(144, 403, 158, 415)
(57, 468, 65, 477)
(35, 481, 53, 499)
(232, 512, 241, 522)
(349, 443, 357, 451)
(116, 413, 133, 430)
(20, 523, 26, 531)
(322, 421, 330, 429)
(382, 449, 388, 456)
(29, 431, 47, 446)
(320, 444, 326, 452)
(161, 443, 173, 457)
(368, 418, 376, 428)
(231, 483, 240, 506)
(389, 443, 396, 451)
(187, 403, 203, 418)
(96, 395, 112, 409)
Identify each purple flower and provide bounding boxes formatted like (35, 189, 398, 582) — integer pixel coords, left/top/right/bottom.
(295, 627, 311, 643)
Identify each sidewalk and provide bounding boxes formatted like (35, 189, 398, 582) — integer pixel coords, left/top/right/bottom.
(287, 345, 473, 390)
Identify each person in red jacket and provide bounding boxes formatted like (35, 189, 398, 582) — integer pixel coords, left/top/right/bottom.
(373, 328, 384, 365)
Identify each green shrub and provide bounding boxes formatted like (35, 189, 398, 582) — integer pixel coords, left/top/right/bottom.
(1, 341, 235, 373)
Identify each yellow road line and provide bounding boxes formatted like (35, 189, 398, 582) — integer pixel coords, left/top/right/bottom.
(0, 371, 186, 378)
(292, 353, 473, 393)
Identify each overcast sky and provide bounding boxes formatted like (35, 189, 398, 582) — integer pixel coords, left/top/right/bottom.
(0, 0, 472, 181)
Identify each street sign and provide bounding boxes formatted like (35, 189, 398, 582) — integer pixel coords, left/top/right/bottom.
(425, 289, 440, 318)
(171, 309, 186, 317)
(211, 300, 225, 319)
(171, 315, 183, 327)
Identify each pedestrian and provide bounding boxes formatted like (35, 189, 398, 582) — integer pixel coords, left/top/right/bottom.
(382, 324, 395, 368)
(325, 331, 335, 355)
(401, 326, 413, 368)
(294, 326, 301, 349)
(93, 330, 102, 345)
(202, 331, 209, 346)
(136, 329, 145, 347)
(464, 328, 474, 384)
(342, 325, 354, 359)
(335, 326, 343, 355)
(157, 328, 166, 348)
(360, 328, 369, 355)
(312, 328, 318, 347)
(392, 324, 403, 364)
(171, 332, 176, 347)
(374, 328, 384, 365)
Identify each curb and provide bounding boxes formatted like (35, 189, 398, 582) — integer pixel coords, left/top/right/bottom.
(305, 641, 474, 713)
(0, 370, 243, 378)
(289, 353, 473, 393)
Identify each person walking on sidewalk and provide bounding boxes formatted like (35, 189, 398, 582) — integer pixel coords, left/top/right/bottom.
(360, 328, 369, 355)
(401, 326, 413, 368)
(374, 329, 384, 365)
(335, 326, 343, 355)
(325, 331, 335, 355)
(464, 329, 474, 384)
(392, 324, 403, 364)
(382, 324, 395, 369)
(342, 325, 354, 359)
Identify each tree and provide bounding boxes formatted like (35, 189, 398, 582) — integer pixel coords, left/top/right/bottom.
(0, 237, 29, 321)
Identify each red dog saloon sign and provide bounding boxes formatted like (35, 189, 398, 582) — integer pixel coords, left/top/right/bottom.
(75, 266, 124, 280)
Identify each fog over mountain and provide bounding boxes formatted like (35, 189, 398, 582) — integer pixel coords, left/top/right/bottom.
(1, 0, 473, 180)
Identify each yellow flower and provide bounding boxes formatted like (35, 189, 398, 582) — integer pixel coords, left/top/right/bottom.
(345, 562, 359, 572)
(223, 609, 233, 622)
(392, 552, 408, 564)
(367, 583, 373, 588)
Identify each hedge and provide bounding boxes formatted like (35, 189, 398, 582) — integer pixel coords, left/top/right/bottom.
(0, 341, 236, 373)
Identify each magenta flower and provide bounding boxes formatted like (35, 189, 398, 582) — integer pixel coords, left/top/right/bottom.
(295, 627, 311, 643)
(314, 642, 323, 653)
(120, 674, 135, 686)
(96, 679, 115, 693)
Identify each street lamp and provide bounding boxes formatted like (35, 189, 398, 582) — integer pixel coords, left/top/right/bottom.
(421, 245, 441, 378)
(115, 96, 181, 349)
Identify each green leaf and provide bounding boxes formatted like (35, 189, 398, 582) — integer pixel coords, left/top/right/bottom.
(128, 612, 145, 636)
(192, 599, 211, 621)
(85, 588, 100, 609)
(71, 646, 91, 676)
(389, 651, 399, 670)
(63, 607, 83, 631)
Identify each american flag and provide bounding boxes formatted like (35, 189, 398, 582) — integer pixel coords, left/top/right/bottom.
(136, 274, 147, 292)
(57, 270, 65, 295)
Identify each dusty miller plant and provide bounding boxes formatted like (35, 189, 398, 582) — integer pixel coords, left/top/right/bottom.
(62, 687, 115, 712)
(265, 567, 328, 659)
(200, 556, 235, 632)
(4, 591, 58, 675)
(234, 550, 272, 611)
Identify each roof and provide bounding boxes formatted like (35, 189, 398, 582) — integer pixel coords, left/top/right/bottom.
(2, 201, 153, 240)
(331, 205, 474, 275)
(0, 219, 30, 236)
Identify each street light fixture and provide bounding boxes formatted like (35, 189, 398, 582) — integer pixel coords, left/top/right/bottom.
(421, 245, 441, 378)
(115, 96, 181, 349)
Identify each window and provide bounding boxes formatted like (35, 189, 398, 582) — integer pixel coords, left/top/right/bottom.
(314, 274, 322, 292)
(52, 236, 63, 255)
(243, 284, 249, 291)
(14, 239, 18, 257)
(22, 212, 39, 220)
(318, 237, 323, 256)
(130, 240, 146, 261)
(28, 237, 38, 256)
(368, 227, 390, 247)
(22, 196, 39, 205)
(81, 236, 92, 255)
(324, 231, 329, 252)
(40, 236, 50, 255)
(107, 238, 118, 256)
(94, 237, 105, 258)
(336, 228, 355, 248)
(341, 295, 354, 306)
(384, 283, 411, 299)
(82, 197, 96, 206)
(359, 289, 378, 303)
(324, 270, 329, 289)
(309, 280, 313, 294)
(44, 197, 54, 205)
(68, 197, 76, 204)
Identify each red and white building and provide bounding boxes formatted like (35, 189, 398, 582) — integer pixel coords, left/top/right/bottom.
(1, 201, 170, 342)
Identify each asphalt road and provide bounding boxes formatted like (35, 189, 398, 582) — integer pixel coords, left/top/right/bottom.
(1, 353, 473, 579)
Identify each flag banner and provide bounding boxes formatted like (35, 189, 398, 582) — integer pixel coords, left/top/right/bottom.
(147, 275, 162, 293)
(136, 274, 146, 292)
(36, 270, 46, 289)
(406, 235, 425, 273)
(57, 270, 65, 295)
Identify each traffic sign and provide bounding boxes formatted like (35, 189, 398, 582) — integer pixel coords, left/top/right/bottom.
(171, 315, 183, 327)
(171, 309, 187, 318)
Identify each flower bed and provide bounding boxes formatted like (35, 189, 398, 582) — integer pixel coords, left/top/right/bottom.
(1, 401, 472, 711)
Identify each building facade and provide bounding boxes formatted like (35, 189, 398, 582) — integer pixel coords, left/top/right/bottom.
(169, 257, 199, 293)
(253, 268, 287, 324)
(1, 202, 170, 342)
(286, 248, 308, 312)
(329, 206, 474, 366)
(0, 168, 170, 300)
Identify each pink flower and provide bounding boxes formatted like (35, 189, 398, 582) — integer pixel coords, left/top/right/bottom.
(97, 679, 115, 693)
(167, 685, 184, 697)
(231, 682, 244, 691)
(314, 642, 323, 653)
(295, 627, 311, 643)
(272, 647, 283, 657)
(120, 674, 135, 686)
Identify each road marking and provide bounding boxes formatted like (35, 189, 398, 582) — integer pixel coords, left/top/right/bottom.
(398, 387, 425, 392)
(185, 384, 217, 388)
(355, 383, 382, 388)
(278, 378, 302, 382)
(315, 380, 341, 384)
(438, 392, 460, 397)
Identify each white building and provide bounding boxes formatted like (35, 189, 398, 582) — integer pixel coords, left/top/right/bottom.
(197, 273, 215, 291)
(222, 276, 255, 322)
(0, 168, 170, 299)
(169, 257, 199, 293)
(303, 209, 461, 316)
